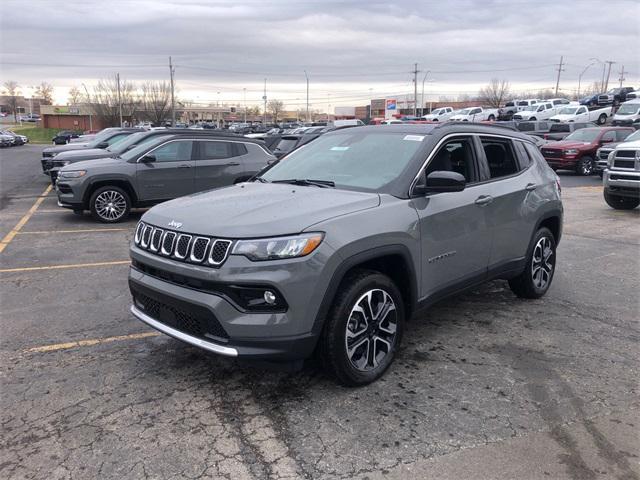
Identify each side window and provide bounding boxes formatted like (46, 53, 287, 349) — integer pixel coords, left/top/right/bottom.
(615, 130, 631, 142)
(513, 141, 532, 168)
(524, 143, 543, 164)
(235, 143, 249, 155)
(106, 133, 129, 146)
(196, 141, 232, 160)
(601, 131, 616, 142)
(425, 137, 476, 183)
(151, 140, 193, 162)
(578, 107, 587, 114)
(480, 137, 520, 179)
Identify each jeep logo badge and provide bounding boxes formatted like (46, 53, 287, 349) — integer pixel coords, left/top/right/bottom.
(168, 220, 183, 229)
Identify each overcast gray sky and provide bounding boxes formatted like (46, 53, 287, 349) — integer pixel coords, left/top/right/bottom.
(1, 0, 639, 109)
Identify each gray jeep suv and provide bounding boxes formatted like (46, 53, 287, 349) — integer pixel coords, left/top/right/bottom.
(129, 124, 563, 385)
(56, 133, 275, 222)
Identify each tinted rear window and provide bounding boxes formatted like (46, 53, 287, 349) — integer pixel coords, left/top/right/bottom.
(550, 124, 570, 132)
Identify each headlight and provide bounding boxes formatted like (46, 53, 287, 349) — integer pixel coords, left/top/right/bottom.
(55, 161, 71, 167)
(58, 170, 87, 178)
(607, 151, 615, 167)
(232, 233, 324, 261)
(563, 149, 579, 155)
(48, 152, 58, 158)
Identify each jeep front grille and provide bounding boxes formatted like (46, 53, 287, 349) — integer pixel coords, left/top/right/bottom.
(134, 222, 232, 268)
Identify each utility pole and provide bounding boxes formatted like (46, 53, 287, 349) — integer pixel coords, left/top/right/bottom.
(554, 56, 564, 96)
(116, 73, 123, 127)
(263, 78, 267, 125)
(618, 65, 626, 88)
(327, 93, 330, 123)
(412, 63, 419, 117)
(243, 88, 247, 123)
(304, 70, 309, 123)
(169, 56, 176, 127)
(82, 83, 93, 131)
(604, 61, 615, 91)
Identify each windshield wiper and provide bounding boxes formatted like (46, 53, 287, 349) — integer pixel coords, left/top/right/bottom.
(271, 179, 335, 188)
(253, 176, 268, 183)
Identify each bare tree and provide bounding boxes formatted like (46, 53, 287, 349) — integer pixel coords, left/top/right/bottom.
(2, 80, 21, 122)
(140, 81, 171, 126)
(267, 99, 284, 123)
(478, 78, 511, 107)
(86, 77, 135, 127)
(583, 81, 605, 97)
(35, 82, 54, 105)
(536, 89, 555, 100)
(68, 86, 83, 105)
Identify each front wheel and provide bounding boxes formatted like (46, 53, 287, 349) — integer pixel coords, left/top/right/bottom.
(89, 186, 131, 223)
(488, 114, 496, 121)
(509, 227, 556, 299)
(598, 114, 607, 125)
(576, 156, 594, 176)
(529, 117, 537, 121)
(320, 269, 404, 386)
(604, 190, 640, 210)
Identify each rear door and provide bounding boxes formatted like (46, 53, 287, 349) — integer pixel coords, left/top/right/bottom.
(476, 135, 540, 273)
(136, 140, 195, 201)
(193, 140, 244, 191)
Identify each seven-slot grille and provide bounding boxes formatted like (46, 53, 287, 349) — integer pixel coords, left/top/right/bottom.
(134, 222, 232, 267)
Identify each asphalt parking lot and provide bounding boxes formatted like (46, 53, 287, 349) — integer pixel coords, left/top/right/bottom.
(1, 145, 638, 480)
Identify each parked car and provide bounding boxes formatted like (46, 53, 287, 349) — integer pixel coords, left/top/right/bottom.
(52, 130, 82, 145)
(543, 122, 597, 141)
(0, 134, 13, 147)
(549, 105, 611, 125)
(513, 102, 557, 121)
(595, 129, 640, 175)
(422, 107, 454, 122)
(515, 121, 553, 137)
(55, 133, 275, 222)
(128, 123, 563, 385)
(597, 87, 636, 106)
(546, 98, 573, 108)
(47, 129, 241, 184)
(579, 94, 599, 107)
(497, 100, 521, 120)
(0, 130, 27, 146)
(19, 113, 40, 122)
(541, 127, 634, 175)
(42, 128, 143, 175)
(625, 90, 638, 100)
(450, 107, 499, 122)
(611, 99, 640, 127)
(515, 99, 541, 111)
(603, 140, 640, 210)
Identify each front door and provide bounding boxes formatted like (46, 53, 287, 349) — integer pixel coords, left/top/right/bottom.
(411, 135, 494, 300)
(194, 140, 244, 191)
(136, 140, 195, 201)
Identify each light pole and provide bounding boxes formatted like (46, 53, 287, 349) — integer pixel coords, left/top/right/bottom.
(577, 61, 596, 99)
(81, 83, 93, 131)
(304, 70, 309, 123)
(421, 71, 431, 117)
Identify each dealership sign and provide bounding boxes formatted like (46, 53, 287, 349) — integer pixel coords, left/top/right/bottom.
(386, 99, 397, 111)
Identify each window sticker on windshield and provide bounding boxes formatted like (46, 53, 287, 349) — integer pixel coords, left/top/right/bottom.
(403, 135, 424, 142)
(330, 146, 349, 151)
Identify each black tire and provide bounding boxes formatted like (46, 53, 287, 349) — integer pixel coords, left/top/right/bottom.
(530, 117, 537, 121)
(509, 227, 556, 299)
(488, 114, 496, 121)
(320, 269, 405, 386)
(603, 190, 640, 210)
(575, 156, 594, 176)
(598, 114, 607, 125)
(89, 185, 131, 223)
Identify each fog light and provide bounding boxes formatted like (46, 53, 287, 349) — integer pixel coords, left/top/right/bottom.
(264, 291, 276, 305)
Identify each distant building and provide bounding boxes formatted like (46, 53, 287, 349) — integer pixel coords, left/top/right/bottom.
(0, 95, 47, 115)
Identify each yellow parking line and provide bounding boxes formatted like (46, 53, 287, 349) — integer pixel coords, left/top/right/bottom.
(0, 260, 130, 273)
(0, 184, 52, 253)
(17, 228, 128, 235)
(24, 332, 161, 353)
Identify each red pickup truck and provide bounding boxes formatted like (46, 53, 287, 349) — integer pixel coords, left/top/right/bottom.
(541, 127, 634, 175)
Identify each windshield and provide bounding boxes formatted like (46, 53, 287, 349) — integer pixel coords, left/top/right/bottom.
(120, 135, 172, 161)
(458, 109, 472, 115)
(523, 105, 539, 111)
(616, 104, 640, 115)
(623, 130, 640, 142)
(558, 107, 578, 115)
(517, 101, 529, 106)
(564, 129, 600, 142)
(260, 130, 424, 191)
(107, 131, 147, 153)
(87, 129, 122, 147)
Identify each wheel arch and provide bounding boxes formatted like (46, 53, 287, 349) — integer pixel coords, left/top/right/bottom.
(83, 178, 138, 208)
(535, 210, 563, 245)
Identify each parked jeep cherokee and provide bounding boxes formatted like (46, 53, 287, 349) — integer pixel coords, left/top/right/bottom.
(128, 123, 563, 386)
(55, 133, 275, 222)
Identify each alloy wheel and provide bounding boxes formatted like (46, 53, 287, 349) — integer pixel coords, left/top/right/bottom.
(580, 159, 593, 175)
(94, 190, 127, 221)
(345, 289, 397, 372)
(531, 236, 554, 290)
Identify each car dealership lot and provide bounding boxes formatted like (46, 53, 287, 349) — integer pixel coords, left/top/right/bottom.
(1, 145, 638, 479)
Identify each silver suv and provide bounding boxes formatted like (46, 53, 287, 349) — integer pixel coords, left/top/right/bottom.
(129, 124, 563, 385)
(55, 133, 275, 222)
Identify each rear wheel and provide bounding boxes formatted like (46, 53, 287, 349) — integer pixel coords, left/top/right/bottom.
(576, 156, 594, 176)
(89, 186, 131, 223)
(604, 190, 640, 210)
(320, 269, 404, 386)
(509, 227, 556, 299)
(598, 114, 607, 125)
(530, 117, 537, 121)
(488, 114, 496, 121)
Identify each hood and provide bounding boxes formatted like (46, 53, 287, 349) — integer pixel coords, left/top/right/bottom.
(43, 143, 92, 154)
(53, 148, 115, 161)
(543, 140, 593, 149)
(59, 156, 126, 171)
(550, 115, 577, 121)
(141, 182, 381, 238)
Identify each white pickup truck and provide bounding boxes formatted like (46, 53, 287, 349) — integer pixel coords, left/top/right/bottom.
(449, 107, 499, 122)
(549, 105, 611, 125)
(422, 107, 454, 122)
(513, 102, 557, 121)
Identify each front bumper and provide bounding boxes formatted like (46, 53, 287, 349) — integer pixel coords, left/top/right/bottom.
(604, 169, 640, 198)
(55, 178, 85, 209)
(543, 155, 578, 169)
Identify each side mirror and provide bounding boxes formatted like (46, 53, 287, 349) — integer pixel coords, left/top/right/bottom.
(96, 142, 108, 149)
(601, 138, 614, 144)
(140, 153, 156, 163)
(413, 171, 466, 195)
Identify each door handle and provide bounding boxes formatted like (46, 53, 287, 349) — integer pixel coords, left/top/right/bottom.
(525, 183, 537, 191)
(177, 164, 191, 168)
(475, 195, 494, 206)
(225, 162, 240, 166)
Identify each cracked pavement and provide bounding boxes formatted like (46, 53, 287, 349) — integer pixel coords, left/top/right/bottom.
(1, 146, 638, 479)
